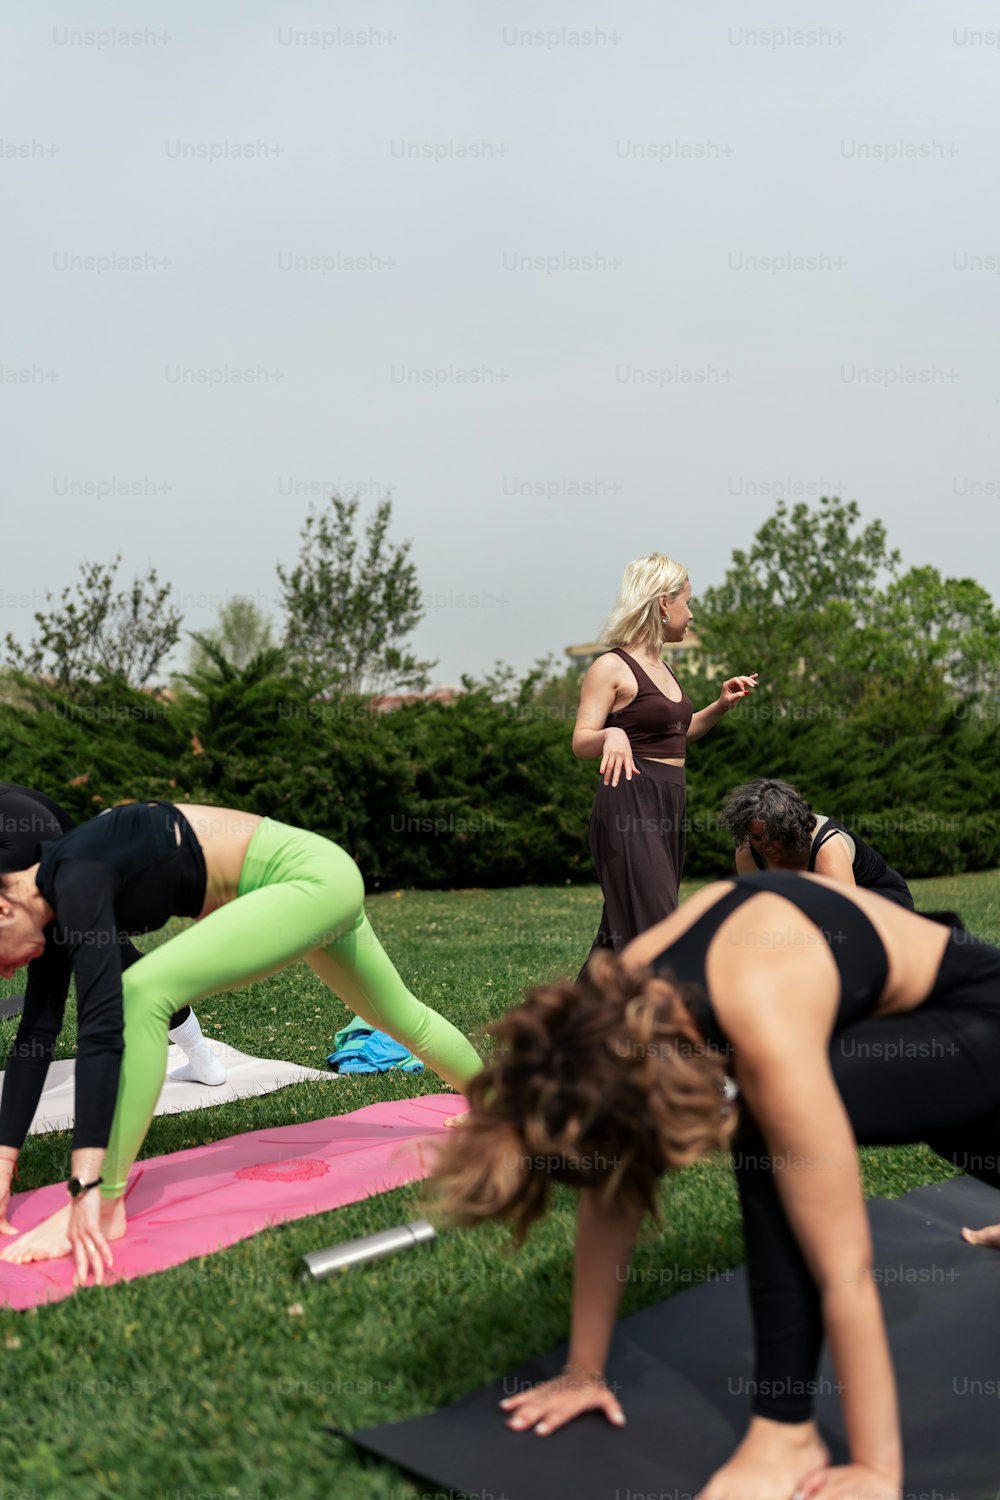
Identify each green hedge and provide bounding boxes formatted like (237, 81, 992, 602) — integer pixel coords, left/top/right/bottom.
(1, 667, 997, 887)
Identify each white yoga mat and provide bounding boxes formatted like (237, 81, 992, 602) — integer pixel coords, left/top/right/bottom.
(0, 1043, 335, 1136)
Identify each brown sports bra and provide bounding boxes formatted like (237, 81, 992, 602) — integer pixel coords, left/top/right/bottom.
(603, 647, 694, 759)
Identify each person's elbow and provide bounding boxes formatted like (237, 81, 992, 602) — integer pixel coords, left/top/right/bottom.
(818, 1252, 876, 1299)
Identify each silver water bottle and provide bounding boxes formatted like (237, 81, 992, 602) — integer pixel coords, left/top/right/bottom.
(300, 1219, 436, 1281)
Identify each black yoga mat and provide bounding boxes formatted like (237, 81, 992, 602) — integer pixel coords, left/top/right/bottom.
(342, 1176, 1000, 1499)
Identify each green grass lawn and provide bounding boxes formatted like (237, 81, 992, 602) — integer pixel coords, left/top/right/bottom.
(1, 871, 998, 1500)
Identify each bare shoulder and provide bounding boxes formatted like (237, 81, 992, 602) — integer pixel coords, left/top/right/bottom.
(577, 650, 636, 723)
(707, 890, 841, 1042)
(583, 650, 629, 688)
(771, 872, 952, 1007)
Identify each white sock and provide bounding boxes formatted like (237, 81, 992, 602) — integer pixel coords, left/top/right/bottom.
(168, 1010, 227, 1086)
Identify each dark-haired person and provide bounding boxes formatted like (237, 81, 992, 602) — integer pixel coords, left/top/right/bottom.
(431, 870, 1000, 1500)
(721, 777, 915, 911)
(0, 782, 224, 1236)
(0, 801, 482, 1284)
(573, 553, 757, 966)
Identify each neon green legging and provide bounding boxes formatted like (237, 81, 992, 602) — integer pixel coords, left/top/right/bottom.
(100, 819, 483, 1198)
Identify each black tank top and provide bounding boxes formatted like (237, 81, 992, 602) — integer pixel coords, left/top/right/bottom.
(603, 648, 694, 759)
(651, 871, 890, 1052)
(749, 816, 898, 891)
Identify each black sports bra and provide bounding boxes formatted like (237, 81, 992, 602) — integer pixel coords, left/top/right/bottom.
(651, 871, 890, 1051)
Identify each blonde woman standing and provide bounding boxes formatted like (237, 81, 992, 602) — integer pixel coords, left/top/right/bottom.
(572, 554, 757, 960)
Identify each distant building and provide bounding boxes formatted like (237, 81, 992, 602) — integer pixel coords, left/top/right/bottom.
(369, 687, 460, 713)
(565, 629, 712, 674)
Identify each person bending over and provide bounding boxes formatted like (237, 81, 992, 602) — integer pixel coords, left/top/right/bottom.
(0, 801, 483, 1283)
(431, 870, 1000, 1500)
(721, 777, 914, 907)
(0, 783, 223, 1240)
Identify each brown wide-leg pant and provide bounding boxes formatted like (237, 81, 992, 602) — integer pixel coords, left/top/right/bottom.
(580, 759, 686, 974)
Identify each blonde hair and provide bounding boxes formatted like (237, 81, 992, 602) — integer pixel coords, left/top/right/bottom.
(600, 554, 689, 652)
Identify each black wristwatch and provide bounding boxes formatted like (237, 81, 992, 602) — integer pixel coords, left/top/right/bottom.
(67, 1176, 103, 1198)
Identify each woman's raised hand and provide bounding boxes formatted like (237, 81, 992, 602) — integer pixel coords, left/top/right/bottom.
(599, 728, 640, 787)
(718, 672, 759, 709)
(500, 1370, 626, 1435)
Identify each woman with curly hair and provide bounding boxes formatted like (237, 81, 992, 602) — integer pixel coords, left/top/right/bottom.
(431, 869, 1000, 1500)
(572, 553, 757, 963)
(720, 777, 914, 908)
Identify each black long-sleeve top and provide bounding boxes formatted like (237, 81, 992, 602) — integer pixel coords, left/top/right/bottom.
(0, 801, 206, 1151)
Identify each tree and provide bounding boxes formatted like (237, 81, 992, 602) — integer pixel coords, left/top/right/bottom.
(695, 497, 901, 708)
(852, 566, 1000, 702)
(277, 495, 436, 698)
(186, 595, 275, 675)
(5, 556, 182, 689)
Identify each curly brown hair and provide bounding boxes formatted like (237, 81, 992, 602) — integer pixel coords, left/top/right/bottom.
(719, 777, 816, 856)
(427, 951, 736, 1243)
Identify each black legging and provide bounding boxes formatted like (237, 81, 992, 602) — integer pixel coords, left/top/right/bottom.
(737, 929, 1000, 1422)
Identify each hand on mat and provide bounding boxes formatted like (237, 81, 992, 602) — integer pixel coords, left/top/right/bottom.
(500, 1370, 626, 1435)
(798, 1460, 901, 1500)
(0, 1195, 114, 1285)
(443, 1112, 469, 1129)
(600, 728, 639, 788)
(67, 1192, 115, 1287)
(961, 1220, 1000, 1247)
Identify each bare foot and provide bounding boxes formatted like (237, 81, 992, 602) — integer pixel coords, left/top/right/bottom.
(0, 1203, 73, 1264)
(443, 1112, 469, 1129)
(962, 1221, 1000, 1247)
(698, 1416, 830, 1500)
(0, 1197, 128, 1264)
(99, 1197, 128, 1242)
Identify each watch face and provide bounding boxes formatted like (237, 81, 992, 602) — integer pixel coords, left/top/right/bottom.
(67, 1176, 101, 1196)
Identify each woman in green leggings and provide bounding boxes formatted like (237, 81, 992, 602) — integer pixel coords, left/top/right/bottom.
(0, 801, 482, 1284)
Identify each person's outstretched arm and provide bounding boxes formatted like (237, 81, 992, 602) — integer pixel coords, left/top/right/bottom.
(687, 673, 759, 742)
(727, 993, 902, 1495)
(812, 834, 857, 887)
(0, 939, 73, 1229)
(0, 863, 125, 1284)
(500, 1187, 645, 1434)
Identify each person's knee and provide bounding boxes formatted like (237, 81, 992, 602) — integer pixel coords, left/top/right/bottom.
(336, 856, 366, 922)
(122, 970, 179, 1030)
(319, 862, 369, 946)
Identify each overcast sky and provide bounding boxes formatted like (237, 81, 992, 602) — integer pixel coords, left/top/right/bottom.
(5, 0, 999, 688)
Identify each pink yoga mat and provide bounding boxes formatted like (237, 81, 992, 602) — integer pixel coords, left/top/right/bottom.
(0, 1093, 460, 1310)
